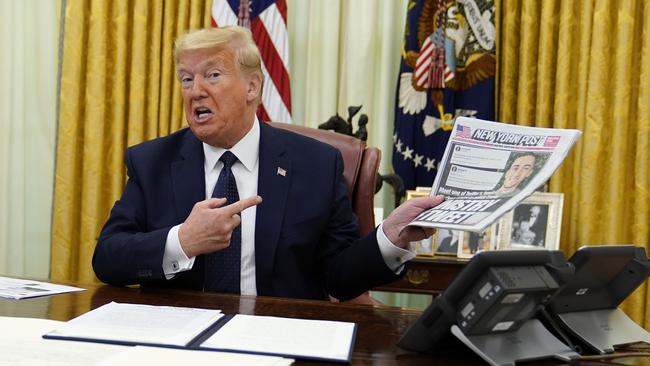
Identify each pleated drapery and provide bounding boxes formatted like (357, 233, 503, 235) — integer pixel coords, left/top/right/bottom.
(0, 0, 58, 278)
(51, 0, 212, 283)
(497, 0, 650, 327)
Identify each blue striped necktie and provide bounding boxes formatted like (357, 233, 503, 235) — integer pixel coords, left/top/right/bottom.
(204, 151, 241, 293)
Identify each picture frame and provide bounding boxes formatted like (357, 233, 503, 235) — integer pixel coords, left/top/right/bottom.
(457, 224, 498, 259)
(497, 192, 564, 250)
(415, 236, 435, 257)
(405, 189, 431, 201)
(406, 189, 436, 257)
(432, 228, 461, 256)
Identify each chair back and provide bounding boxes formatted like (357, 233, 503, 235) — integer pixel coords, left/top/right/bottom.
(269, 122, 380, 235)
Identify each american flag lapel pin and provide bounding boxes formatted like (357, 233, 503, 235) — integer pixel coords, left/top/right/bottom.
(277, 167, 286, 177)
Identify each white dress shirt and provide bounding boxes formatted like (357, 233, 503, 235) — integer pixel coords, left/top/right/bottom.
(162, 118, 413, 295)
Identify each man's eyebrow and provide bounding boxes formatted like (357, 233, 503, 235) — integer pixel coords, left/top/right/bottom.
(177, 59, 222, 74)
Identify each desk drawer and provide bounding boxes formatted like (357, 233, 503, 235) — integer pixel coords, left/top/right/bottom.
(374, 258, 466, 296)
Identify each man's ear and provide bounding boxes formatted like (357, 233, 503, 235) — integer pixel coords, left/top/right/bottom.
(246, 74, 262, 103)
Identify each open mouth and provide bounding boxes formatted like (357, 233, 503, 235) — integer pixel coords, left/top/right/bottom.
(194, 106, 214, 122)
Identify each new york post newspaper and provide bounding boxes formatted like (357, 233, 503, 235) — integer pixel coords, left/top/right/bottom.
(410, 117, 581, 232)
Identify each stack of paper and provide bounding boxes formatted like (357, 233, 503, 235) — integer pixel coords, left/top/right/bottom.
(45, 302, 223, 347)
(0, 316, 124, 366)
(201, 314, 356, 362)
(99, 346, 294, 366)
(43, 302, 356, 363)
(0, 316, 293, 365)
(0, 276, 85, 299)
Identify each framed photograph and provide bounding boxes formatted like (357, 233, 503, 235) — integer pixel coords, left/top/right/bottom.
(457, 224, 498, 259)
(415, 237, 435, 256)
(433, 228, 461, 256)
(414, 186, 432, 193)
(497, 192, 564, 250)
(406, 190, 436, 257)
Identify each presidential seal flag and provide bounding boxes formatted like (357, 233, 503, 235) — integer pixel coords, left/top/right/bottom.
(212, 0, 292, 123)
(393, 0, 496, 189)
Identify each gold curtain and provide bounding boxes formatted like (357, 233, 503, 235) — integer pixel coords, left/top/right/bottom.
(51, 0, 212, 283)
(497, 0, 650, 327)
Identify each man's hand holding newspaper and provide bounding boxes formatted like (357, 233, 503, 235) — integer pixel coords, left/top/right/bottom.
(410, 117, 581, 233)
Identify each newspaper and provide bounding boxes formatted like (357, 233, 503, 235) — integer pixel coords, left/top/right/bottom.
(409, 117, 581, 233)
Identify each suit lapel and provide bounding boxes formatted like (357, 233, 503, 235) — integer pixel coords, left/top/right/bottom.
(171, 130, 205, 222)
(255, 122, 291, 294)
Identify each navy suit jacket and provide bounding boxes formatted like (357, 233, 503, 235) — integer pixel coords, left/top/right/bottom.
(93, 121, 400, 300)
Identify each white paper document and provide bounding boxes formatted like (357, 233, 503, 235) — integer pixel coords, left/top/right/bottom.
(201, 314, 356, 362)
(0, 316, 127, 366)
(98, 346, 294, 366)
(45, 302, 223, 347)
(0, 316, 293, 366)
(0, 276, 85, 299)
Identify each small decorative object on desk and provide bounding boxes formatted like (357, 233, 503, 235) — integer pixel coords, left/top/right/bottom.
(320, 105, 406, 207)
(497, 192, 564, 250)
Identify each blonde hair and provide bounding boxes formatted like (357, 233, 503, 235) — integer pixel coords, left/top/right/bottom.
(174, 26, 264, 97)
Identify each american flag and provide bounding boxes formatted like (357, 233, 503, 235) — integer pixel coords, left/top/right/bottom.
(455, 124, 472, 139)
(212, 0, 292, 123)
(415, 33, 453, 89)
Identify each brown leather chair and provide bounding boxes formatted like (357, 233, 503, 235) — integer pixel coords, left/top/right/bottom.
(269, 122, 382, 305)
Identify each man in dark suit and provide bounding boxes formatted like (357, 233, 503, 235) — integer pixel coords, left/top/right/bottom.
(93, 26, 444, 301)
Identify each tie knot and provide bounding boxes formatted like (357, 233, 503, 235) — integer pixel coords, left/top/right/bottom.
(220, 151, 238, 169)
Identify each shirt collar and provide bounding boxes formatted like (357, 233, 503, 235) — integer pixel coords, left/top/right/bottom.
(203, 117, 260, 172)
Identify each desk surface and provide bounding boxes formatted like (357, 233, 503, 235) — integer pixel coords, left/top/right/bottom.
(1, 283, 648, 365)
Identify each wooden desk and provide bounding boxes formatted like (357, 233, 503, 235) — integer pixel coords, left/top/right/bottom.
(1, 283, 648, 365)
(0, 282, 473, 365)
(375, 256, 467, 296)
